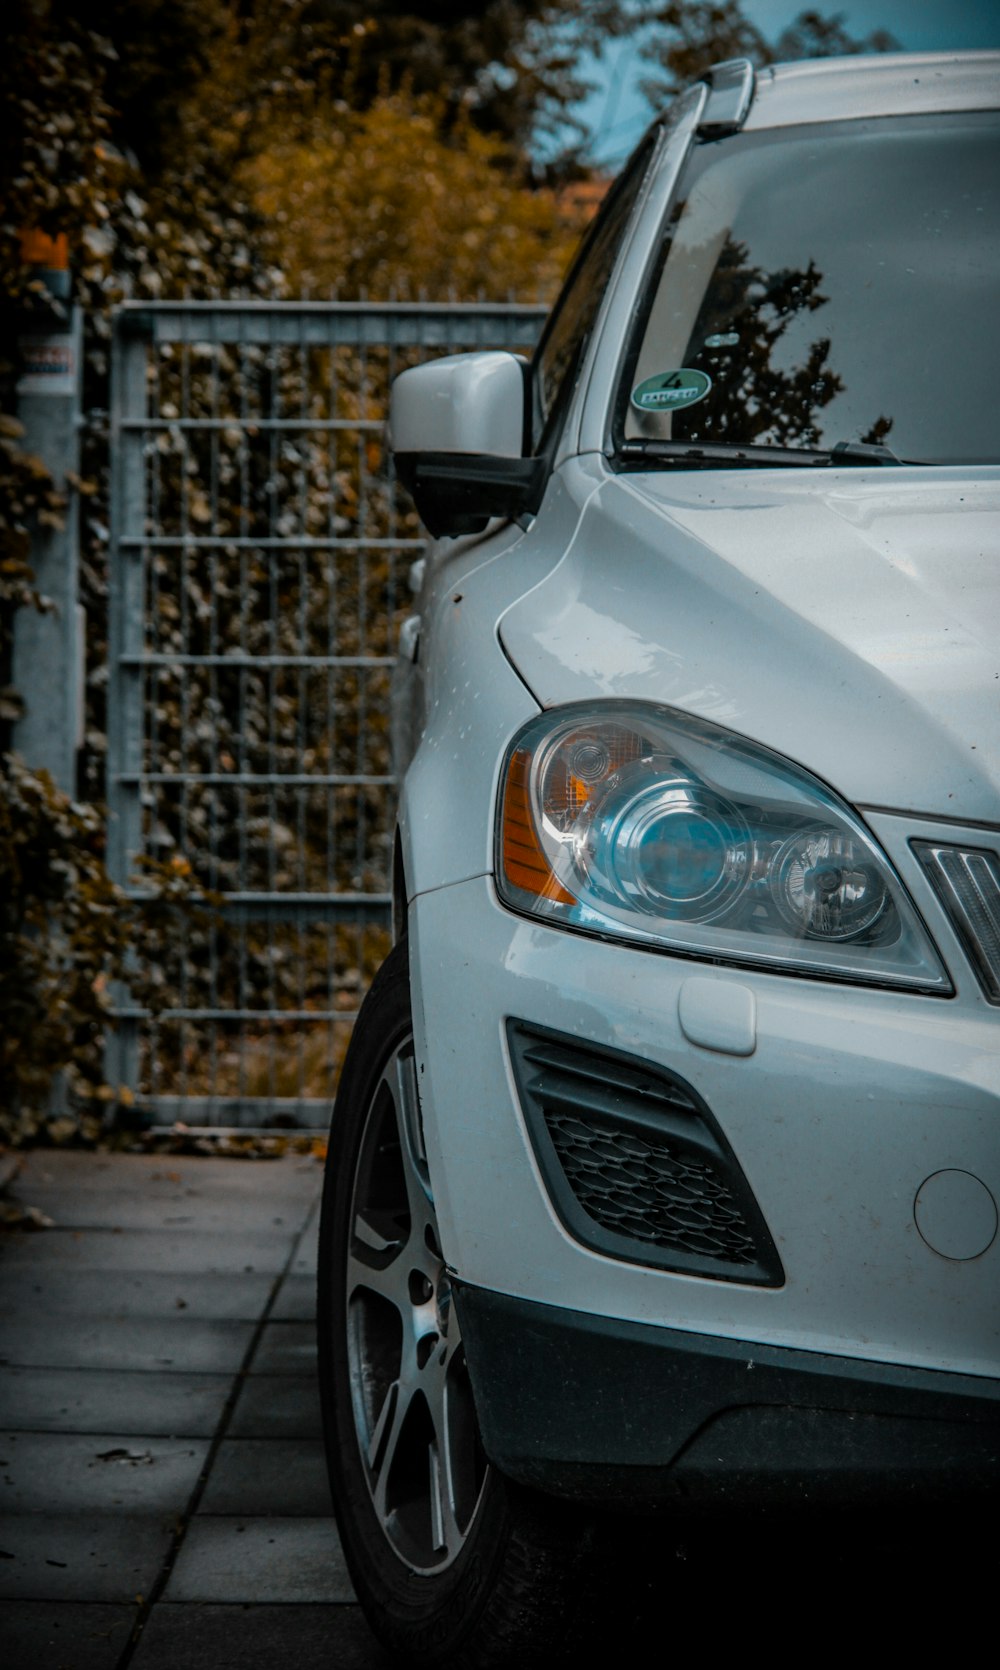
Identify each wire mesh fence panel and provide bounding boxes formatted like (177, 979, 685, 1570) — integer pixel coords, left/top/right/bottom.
(106, 302, 546, 1127)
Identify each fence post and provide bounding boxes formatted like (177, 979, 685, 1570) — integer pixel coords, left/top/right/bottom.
(104, 311, 150, 1106)
(11, 239, 83, 793)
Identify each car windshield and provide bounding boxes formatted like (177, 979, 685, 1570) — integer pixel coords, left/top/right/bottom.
(618, 112, 1000, 465)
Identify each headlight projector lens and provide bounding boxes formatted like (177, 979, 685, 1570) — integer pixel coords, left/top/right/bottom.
(588, 778, 750, 922)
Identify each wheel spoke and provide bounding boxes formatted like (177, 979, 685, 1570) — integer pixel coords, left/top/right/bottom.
(352, 1206, 403, 1257)
(366, 1378, 399, 1472)
(428, 1441, 446, 1553)
(334, 990, 489, 1574)
(346, 1239, 410, 1310)
(368, 1369, 416, 1523)
(423, 1353, 467, 1557)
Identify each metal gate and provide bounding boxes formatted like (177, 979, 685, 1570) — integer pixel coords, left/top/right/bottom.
(105, 301, 546, 1129)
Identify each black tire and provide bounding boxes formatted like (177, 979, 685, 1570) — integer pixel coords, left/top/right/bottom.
(317, 941, 601, 1667)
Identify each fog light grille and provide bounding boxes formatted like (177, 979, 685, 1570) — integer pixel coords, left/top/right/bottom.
(507, 1023, 783, 1286)
(913, 842, 1000, 1004)
(547, 1105, 761, 1262)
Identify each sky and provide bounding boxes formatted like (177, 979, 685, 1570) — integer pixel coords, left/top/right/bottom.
(560, 0, 1000, 164)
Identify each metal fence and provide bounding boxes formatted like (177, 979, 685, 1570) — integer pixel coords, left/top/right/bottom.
(105, 301, 546, 1129)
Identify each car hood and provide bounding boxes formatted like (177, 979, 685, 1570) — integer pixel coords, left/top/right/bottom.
(498, 465, 1000, 822)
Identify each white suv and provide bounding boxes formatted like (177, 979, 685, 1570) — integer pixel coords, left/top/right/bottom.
(318, 52, 1000, 1664)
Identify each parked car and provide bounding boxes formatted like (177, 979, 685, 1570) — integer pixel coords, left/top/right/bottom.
(318, 51, 1000, 1664)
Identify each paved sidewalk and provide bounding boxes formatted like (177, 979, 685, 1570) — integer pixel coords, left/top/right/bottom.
(0, 1149, 392, 1669)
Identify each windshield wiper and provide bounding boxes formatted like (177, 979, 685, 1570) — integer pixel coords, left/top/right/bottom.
(617, 438, 909, 469)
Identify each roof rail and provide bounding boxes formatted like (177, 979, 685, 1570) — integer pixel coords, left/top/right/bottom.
(697, 58, 755, 137)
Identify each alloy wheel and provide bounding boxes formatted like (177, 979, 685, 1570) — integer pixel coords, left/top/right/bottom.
(344, 1033, 488, 1572)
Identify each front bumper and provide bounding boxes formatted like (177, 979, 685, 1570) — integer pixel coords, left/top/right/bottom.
(456, 1285, 1000, 1505)
(408, 871, 1000, 1382)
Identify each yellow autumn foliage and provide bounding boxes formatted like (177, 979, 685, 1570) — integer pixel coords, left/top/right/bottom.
(243, 91, 585, 302)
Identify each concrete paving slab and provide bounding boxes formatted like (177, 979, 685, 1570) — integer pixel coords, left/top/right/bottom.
(0, 1269, 274, 1322)
(0, 1433, 208, 1514)
(4, 1194, 312, 1236)
(163, 1517, 354, 1602)
(0, 1315, 254, 1375)
(0, 1229, 296, 1276)
(289, 1224, 319, 1278)
(270, 1272, 317, 1322)
(0, 1514, 172, 1601)
(248, 1322, 316, 1376)
(228, 1375, 323, 1439)
(129, 1602, 391, 1670)
(0, 1367, 231, 1437)
(198, 1440, 331, 1516)
(0, 1600, 137, 1670)
(10, 1182, 317, 1237)
(16, 1151, 323, 1204)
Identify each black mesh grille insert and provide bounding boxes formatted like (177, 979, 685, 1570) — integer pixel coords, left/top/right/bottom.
(507, 1023, 783, 1287)
(546, 1105, 762, 1263)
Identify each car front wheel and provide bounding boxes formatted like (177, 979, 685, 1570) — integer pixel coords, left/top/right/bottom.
(317, 940, 602, 1666)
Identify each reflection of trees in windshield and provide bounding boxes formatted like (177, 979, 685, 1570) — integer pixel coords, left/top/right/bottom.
(675, 236, 847, 446)
(861, 413, 894, 447)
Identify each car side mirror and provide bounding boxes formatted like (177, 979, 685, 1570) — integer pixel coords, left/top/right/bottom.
(390, 351, 547, 538)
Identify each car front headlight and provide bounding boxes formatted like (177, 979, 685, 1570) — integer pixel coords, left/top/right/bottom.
(497, 703, 949, 991)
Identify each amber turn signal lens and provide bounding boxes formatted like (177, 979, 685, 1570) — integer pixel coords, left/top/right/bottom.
(501, 749, 574, 904)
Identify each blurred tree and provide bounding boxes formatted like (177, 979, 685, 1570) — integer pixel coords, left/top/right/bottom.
(20, 1, 630, 186)
(41, 0, 226, 176)
(231, 2, 632, 155)
(0, 5, 117, 336)
(244, 88, 583, 299)
(772, 7, 899, 62)
(639, 2, 898, 102)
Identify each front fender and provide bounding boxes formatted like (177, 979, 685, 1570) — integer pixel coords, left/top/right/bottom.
(397, 458, 604, 901)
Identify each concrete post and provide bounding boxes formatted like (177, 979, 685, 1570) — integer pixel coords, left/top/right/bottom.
(10, 251, 84, 796)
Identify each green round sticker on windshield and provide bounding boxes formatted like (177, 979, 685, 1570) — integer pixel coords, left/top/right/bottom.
(632, 369, 712, 412)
